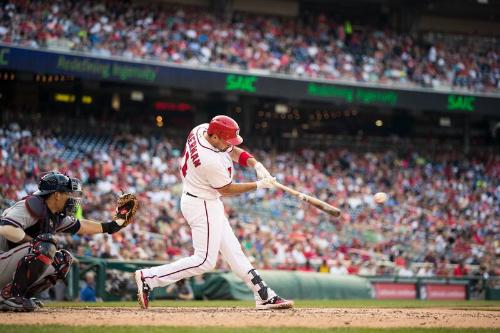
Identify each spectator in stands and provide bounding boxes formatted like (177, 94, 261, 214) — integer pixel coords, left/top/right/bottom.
(299, 260, 315, 272)
(398, 263, 415, 277)
(416, 264, 434, 277)
(80, 272, 97, 302)
(358, 262, 377, 276)
(318, 259, 330, 273)
(0, 122, 498, 285)
(453, 262, 469, 277)
(435, 260, 451, 277)
(329, 261, 348, 275)
(166, 279, 194, 301)
(0, 0, 497, 92)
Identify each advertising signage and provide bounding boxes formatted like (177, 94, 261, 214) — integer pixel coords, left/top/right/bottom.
(372, 282, 417, 300)
(307, 83, 398, 106)
(55, 55, 158, 82)
(0, 45, 498, 114)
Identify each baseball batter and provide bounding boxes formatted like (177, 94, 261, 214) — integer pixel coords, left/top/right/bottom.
(0, 172, 134, 312)
(136, 115, 293, 310)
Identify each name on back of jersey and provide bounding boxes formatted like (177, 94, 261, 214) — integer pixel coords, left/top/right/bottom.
(187, 132, 201, 167)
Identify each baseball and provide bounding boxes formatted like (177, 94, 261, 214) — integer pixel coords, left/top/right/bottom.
(374, 192, 388, 204)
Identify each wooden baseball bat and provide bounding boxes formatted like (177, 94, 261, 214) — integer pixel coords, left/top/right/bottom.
(273, 181, 341, 217)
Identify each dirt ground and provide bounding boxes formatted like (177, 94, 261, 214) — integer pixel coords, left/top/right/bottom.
(1, 307, 499, 328)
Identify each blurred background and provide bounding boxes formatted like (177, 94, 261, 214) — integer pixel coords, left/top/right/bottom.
(0, 0, 498, 302)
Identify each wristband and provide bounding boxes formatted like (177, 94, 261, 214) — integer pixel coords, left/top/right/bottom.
(101, 221, 122, 234)
(238, 151, 254, 167)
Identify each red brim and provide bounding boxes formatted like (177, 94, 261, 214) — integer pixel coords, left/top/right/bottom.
(226, 135, 243, 145)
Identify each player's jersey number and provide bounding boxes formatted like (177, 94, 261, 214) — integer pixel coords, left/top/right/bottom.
(181, 151, 189, 177)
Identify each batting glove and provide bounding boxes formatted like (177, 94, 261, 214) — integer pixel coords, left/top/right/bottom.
(254, 162, 272, 180)
(256, 177, 276, 189)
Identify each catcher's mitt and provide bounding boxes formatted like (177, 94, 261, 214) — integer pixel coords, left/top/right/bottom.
(113, 193, 138, 227)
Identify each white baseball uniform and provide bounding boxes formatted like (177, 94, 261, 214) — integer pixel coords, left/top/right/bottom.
(140, 124, 276, 301)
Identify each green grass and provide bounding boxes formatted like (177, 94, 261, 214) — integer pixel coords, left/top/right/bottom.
(0, 326, 499, 333)
(45, 299, 500, 309)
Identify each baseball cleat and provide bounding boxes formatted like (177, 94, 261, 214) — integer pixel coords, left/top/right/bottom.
(256, 296, 294, 310)
(30, 297, 44, 308)
(0, 296, 37, 312)
(135, 270, 151, 309)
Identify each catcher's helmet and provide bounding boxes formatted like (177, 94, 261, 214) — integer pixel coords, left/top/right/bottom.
(207, 115, 243, 145)
(33, 172, 82, 196)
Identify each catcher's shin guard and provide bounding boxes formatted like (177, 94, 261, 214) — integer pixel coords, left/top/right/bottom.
(52, 249, 73, 279)
(25, 249, 73, 298)
(9, 235, 56, 297)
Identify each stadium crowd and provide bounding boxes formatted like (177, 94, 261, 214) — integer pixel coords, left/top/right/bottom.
(0, 0, 499, 92)
(1, 122, 499, 280)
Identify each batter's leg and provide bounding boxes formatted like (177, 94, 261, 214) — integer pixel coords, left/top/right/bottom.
(136, 198, 223, 308)
(218, 217, 293, 310)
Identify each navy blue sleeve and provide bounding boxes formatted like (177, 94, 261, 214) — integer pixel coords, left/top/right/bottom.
(56, 217, 81, 235)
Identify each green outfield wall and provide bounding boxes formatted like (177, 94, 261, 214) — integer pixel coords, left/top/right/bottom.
(71, 258, 373, 300)
(70, 258, 499, 301)
(200, 270, 373, 300)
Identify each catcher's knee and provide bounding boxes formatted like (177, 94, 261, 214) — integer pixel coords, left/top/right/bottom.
(53, 249, 73, 279)
(23, 250, 73, 298)
(6, 234, 57, 298)
(30, 237, 57, 264)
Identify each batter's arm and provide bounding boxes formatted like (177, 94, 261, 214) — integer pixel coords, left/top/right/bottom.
(216, 182, 258, 196)
(230, 146, 258, 167)
(216, 177, 274, 196)
(230, 146, 272, 179)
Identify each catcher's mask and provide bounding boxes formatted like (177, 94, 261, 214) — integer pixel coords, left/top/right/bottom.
(63, 177, 83, 216)
(35, 172, 83, 216)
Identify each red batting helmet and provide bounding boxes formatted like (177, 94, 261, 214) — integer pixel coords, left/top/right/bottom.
(207, 115, 243, 145)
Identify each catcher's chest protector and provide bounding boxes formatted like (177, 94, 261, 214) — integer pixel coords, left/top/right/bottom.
(23, 196, 60, 236)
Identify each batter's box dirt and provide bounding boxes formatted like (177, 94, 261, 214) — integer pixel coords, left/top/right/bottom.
(0, 307, 499, 328)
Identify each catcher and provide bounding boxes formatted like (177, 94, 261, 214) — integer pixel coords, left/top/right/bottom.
(0, 172, 138, 312)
